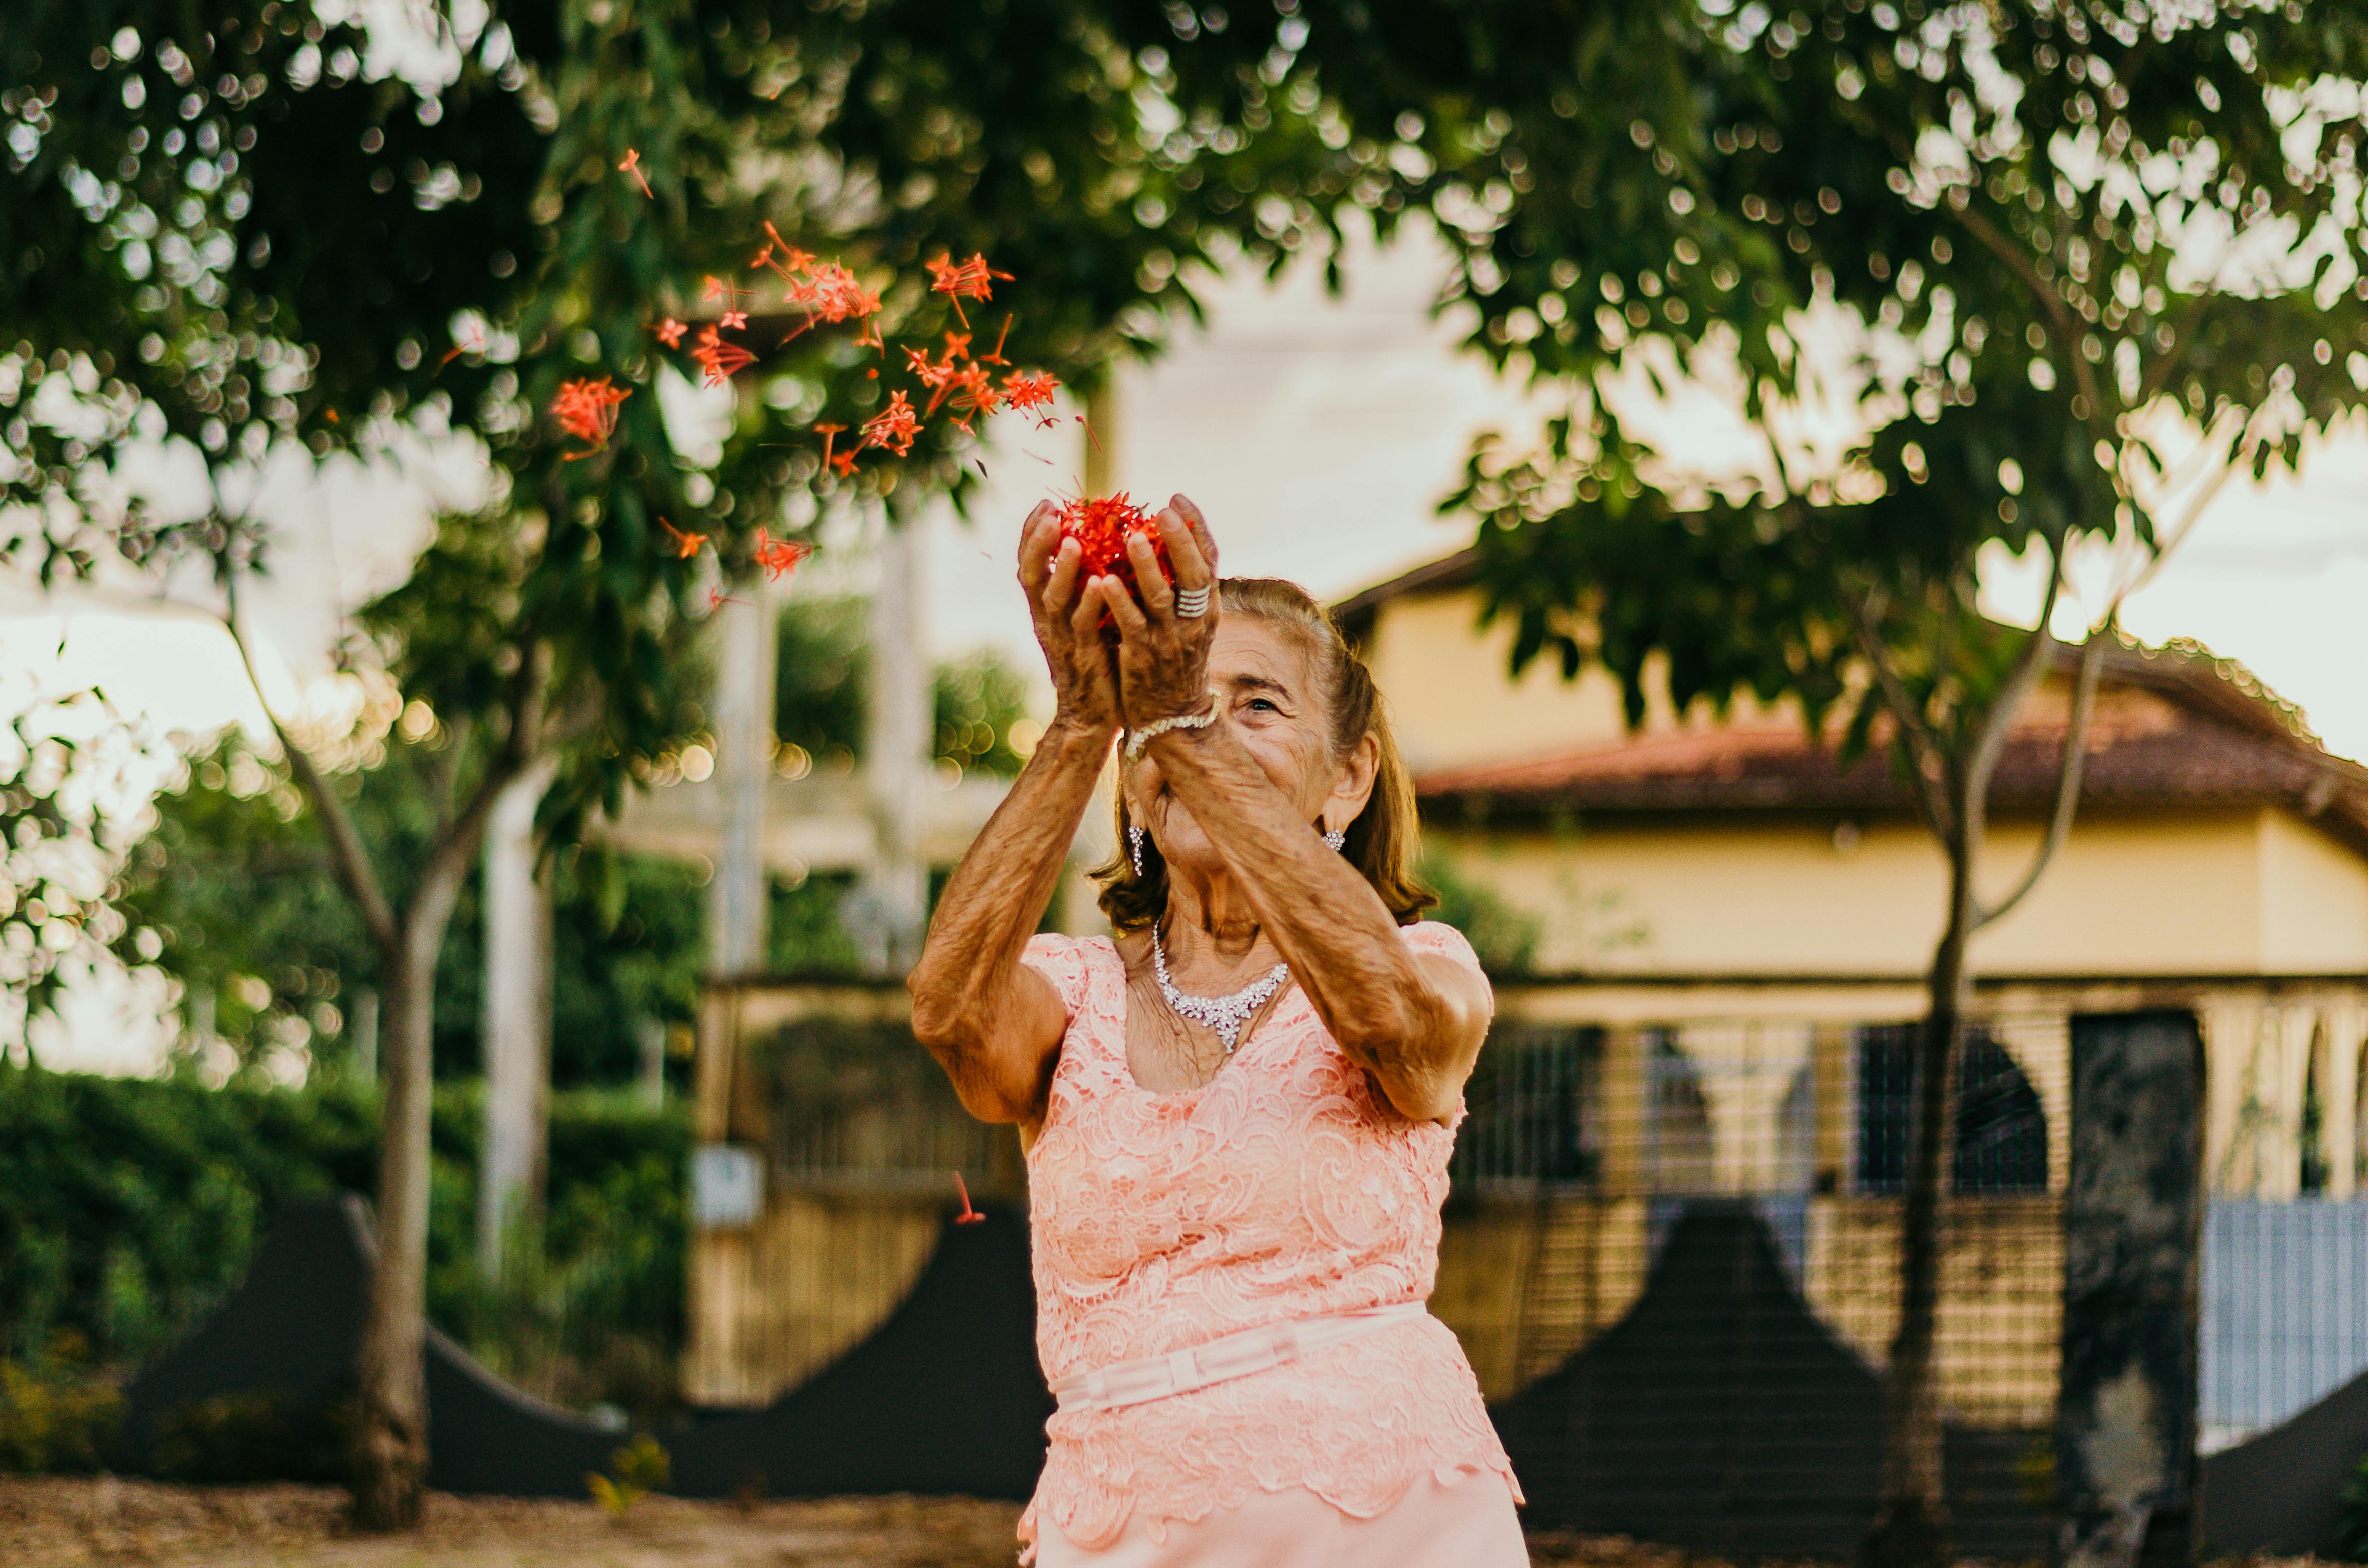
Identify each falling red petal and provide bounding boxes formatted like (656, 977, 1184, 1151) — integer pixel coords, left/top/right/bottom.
(953, 1172, 985, 1224)
(618, 148, 653, 199)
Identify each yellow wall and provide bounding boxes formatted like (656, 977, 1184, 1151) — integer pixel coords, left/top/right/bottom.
(1365, 588, 1761, 771)
(1426, 807, 2329, 977)
(2258, 810, 2368, 971)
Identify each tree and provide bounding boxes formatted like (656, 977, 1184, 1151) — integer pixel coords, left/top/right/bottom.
(1425, 5, 2368, 1561)
(115, 605, 1033, 1084)
(113, 723, 712, 1085)
(4, 0, 1379, 1525)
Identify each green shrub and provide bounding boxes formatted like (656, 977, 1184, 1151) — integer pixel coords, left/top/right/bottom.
(2338, 1448, 2368, 1562)
(587, 1433, 671, 1518)
(0, 1067, 375, 1366)
(0, 1355, 124, 1474)
(0, 1067, 691, 1447)
(149, 1386, 348, 1484)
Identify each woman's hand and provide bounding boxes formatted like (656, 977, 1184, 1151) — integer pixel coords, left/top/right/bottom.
(1020, 501, 1121, 736)
(1093, 494, 1220, 727)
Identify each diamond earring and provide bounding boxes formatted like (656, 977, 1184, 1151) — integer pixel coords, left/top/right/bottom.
(1129, 822, 1145, 877)
(1322, 827, 1346, 852)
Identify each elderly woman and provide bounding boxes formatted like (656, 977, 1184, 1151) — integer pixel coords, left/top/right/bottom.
(909, 496, 1524, 1566)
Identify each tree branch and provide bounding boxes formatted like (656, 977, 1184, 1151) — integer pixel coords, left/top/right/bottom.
(2111, 409, 2263, 612)
(420, 639, 550, 901)
(1967, 399, 2260, 932)
(221, 561, 401, 956)
(1973, 620, 2109, 931)
(1845, 579, 1957, 843)
(1962, 535, 2065, 808)
(1951, 201, 2104, 414)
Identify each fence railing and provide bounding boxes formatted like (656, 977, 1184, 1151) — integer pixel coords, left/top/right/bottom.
(2202, 1196, 2368, 1449)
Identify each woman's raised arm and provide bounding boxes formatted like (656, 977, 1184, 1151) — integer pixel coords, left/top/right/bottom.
(907, 504, 1118, 1128)
(1091, 500, 1492, 1124)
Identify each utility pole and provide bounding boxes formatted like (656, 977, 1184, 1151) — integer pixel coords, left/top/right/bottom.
(477, 759, 555, 1281)
(1084, 373, 1118, 497)
(850, 512, 931, 977)
(708, 570, 777, 977)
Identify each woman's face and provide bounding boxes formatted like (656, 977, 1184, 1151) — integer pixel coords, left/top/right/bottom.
(1126, 617, 1376, 879)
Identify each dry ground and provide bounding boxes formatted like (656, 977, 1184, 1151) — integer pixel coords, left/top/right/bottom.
(0, 1477, 2325, 1568)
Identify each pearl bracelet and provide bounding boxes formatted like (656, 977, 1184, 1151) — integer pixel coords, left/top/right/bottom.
(1123, 698, 1219, 764)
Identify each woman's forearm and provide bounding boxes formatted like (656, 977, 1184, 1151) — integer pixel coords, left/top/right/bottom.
(1146, 723, 1485, 1115)
(909, 716, 1114, 1042)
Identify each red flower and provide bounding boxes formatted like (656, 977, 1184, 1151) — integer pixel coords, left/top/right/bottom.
(436, 321, 488, 372)
(550, 377, 631, 457)
(859, 389, 922, 457)
(658, 518, 708, 559)
(720, 310, 749, 331)
(701, 274, 746, 307)
(618, 148, 652, 199)
(691, 325, 756, 388)
(785, 261, 880, 324)
(761, 223, 816, 277)
(813, 423, 846, 471)
(912, 353, 967, 415)
(925, 251, 1012, 326)
(1054, 492, 1171, 601)
(953, 1172, 985, 1225)
(949, 364, 1002, 426)
(654, 318, 687, 349)
(1001, 369, 1060, 421)
(753, 528, 810, 582)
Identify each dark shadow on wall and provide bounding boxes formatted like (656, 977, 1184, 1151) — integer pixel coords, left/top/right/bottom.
(115, 1191, 2365, 1552)
(1489, 1200, 2050, 1561)
(2199, 1367, 2368, 1558)
(117, 1194, 1050, 1501)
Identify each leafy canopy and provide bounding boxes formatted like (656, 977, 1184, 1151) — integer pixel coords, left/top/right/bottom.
(0, 0, 1359, 853)
(1435, 0, 2368, 746)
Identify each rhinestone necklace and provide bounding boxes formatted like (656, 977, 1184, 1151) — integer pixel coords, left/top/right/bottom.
(1149, 926, 1290, 1054)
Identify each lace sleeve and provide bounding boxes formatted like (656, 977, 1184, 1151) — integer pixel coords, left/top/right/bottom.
(1399, 919, 1487, 986)
(1019, 931, 1091, 1019)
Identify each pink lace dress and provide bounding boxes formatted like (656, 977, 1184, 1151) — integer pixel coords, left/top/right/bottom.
(1016, 921, 1524, 1565)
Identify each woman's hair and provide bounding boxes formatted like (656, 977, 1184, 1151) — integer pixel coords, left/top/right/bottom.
(1094, 576, 1435, 932)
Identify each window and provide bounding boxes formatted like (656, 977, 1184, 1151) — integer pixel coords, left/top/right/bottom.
(1855, 1025, 2047, 1195)
(1452, 1024, 1602, 1188)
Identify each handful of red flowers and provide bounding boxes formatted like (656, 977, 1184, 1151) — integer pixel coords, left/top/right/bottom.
(1054, 493, 1172, 608)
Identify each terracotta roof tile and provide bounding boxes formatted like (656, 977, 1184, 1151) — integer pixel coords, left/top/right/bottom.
(1417, 713, 2368, 843)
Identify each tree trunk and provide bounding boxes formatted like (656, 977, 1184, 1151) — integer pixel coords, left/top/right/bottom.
(349, 861, 472, 1530)
(347, 931, 437, 1529)
(1863, 845, 1975, 1568)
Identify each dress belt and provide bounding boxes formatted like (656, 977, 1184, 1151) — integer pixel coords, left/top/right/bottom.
(1049, 1301, 1430, 1413)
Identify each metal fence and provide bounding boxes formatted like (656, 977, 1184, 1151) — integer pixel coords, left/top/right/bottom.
(2202, 1196, 2368, 1451)
(706, 991, 2364, 1551)
(1443, 1011, 2068, 1556)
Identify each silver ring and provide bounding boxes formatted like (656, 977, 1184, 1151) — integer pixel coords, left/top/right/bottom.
(1173, 585, 1210, 618)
